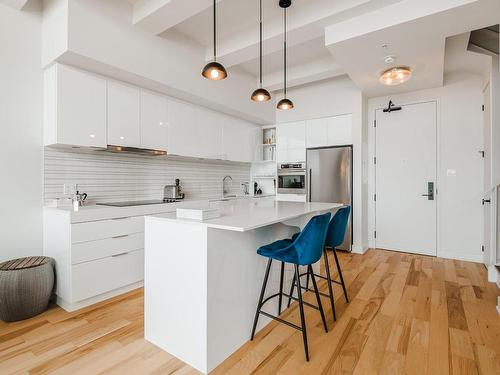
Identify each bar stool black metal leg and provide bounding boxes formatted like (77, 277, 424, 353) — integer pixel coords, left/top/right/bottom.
(308, 265, 328, 333)
(251, 258, 273, 340)
(305, 268, 310, 290)
(287, 271, 296, 308)
(333, 247, 349, 303)
(323, 249, 337, 321)
(278, 262, 285, 316)
(295, 264, 309, 361)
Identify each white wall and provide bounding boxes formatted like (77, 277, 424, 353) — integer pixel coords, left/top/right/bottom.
(0, 4, 43, 262)
(368, 74, 485, 262)
(276, 76, 368, 253)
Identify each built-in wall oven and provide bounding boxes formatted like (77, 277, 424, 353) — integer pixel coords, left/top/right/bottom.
(277, 162, 306, 194)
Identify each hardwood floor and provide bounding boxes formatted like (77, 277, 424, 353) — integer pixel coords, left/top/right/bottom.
(1, 249, 499, 374)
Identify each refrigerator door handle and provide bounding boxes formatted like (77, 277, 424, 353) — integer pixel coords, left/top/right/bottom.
(308, 168, 312, 202)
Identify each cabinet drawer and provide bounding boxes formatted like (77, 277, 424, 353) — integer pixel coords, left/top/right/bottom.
(71, 249, 144, 302)
(71, 232, 144, 264)
(71, 216, 144, 243)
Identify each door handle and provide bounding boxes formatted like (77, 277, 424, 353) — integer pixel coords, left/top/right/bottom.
(421, 182, 434, 200)
(482, 199, 491, 205)
(308, 169, 312, 202)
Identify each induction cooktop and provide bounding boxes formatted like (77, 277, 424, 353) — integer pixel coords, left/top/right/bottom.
(96, 199, 179, 207)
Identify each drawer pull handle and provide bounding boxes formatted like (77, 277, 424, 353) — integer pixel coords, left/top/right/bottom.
(112, 252, 130, 257)
(112, 234, 129, 239)
(112, 217, 129, 221)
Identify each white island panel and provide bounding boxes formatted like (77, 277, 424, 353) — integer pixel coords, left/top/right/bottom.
(144, 200, 343, 374)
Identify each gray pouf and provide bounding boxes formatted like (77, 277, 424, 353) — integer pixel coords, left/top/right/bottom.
(0, 256, 54, 322)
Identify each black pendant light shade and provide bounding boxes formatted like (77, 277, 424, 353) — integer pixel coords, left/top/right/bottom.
(251, 0, 271, 102)
(251, 87, 271, 102)
(277, 0, 293, 110)
(202, 61, 228, 80)
(202, 0, 227, 80)
(277, 98, 294, 110)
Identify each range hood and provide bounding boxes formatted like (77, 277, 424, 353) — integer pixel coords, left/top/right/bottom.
(100, 145, 167, 156)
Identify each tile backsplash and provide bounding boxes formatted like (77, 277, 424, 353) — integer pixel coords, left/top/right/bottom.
(44, 148, 251, 204)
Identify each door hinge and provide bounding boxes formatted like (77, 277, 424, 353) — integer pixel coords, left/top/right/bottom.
(482, 245, 485, 252)
(374, 120, 377, 127)
(374, 156, 377, 164)
(374, 231, 377, 239)
(482, 104, 485, 111)
(373, 194, 377, 202)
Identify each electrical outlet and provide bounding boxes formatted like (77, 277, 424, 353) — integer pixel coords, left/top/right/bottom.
(63, 184, 76, 195)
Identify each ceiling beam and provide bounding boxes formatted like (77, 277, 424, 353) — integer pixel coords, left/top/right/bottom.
(263, 58, 345, 92)
(132, 0, 213, 35)
(208, 0, 405, 67)
(0, 0, 30, 9)
(216, 23, 323, 68)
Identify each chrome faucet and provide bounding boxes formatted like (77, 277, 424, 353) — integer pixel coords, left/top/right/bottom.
(222, 175, 233, 198)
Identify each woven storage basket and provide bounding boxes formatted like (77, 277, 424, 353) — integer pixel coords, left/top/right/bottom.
(0, 257, 54, 322)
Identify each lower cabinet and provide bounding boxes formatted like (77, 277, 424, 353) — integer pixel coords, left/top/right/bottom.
(44, 209, 148, 312)
(72, 249, 144, 302)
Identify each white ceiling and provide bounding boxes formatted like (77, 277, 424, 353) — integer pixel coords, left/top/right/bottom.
(131, 0, 500, 97)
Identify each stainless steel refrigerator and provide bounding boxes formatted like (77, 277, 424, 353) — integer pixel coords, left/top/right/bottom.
(306, 146, 353, 252)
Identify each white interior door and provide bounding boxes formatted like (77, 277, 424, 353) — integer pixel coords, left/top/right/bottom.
(376, 101, 437, 255)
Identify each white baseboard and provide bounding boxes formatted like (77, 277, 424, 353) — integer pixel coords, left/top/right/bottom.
(351, 245, 368, 254)
(56, 281, 143, 312)
(436, 251, 483, 263)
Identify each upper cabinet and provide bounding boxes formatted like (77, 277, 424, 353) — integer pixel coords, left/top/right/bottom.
(223, 119, 257, 163)
(167, 99, 200, 158)
(276, 114, 353, 162)
(141, 90, 168, 151)
(306, 114, 353, 148)
(44, 64, 256, 162)
(44, 64, 107, 148)
(276, 121, 306, 162)
(107, 81, 141, 148)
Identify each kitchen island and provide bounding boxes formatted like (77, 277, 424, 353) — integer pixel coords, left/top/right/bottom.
(144, 199, 343, 374)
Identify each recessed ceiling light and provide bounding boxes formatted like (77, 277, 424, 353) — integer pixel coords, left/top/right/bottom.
(379, 66, 412, 86)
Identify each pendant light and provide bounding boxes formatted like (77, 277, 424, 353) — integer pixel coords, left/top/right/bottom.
(202, 0, 227, 80)
(277, 0, 294, 110)
(251, 0, 271, 102)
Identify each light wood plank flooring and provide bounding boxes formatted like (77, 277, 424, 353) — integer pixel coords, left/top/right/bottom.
(1, 249, 499, 374)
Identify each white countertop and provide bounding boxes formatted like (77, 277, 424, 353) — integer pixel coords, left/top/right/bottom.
(44, 195, 274, 223)
(148, 200, 344, 232)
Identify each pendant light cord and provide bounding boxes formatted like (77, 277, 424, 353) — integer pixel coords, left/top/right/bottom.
(283, 7, 287, 97)
(213, 0, 217, 61)
(259, 0, 263, 87)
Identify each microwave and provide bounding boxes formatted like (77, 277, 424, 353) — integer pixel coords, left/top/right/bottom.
(277, 162, 306, 194)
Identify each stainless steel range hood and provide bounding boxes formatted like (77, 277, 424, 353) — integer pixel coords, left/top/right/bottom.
(100, 145, 167, 156)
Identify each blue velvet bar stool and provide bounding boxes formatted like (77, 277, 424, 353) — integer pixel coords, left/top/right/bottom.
(288, 206, 351, 321)
(250, 212, 331, 361)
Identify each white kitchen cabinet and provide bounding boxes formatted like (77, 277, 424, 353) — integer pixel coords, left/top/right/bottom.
(168, 101, 226, 160)
(327, 114, 352, 146)
(276, 121, 306, 162)
(107, 81, 141, 147)
(306, 118, 329, 148)
(44, 64, 107, 148)
(223, 119, 256, 162)
(167, 99, 199, 157)
(141, 90, 169, 151)
(197, 108, 224, 159)
(306, 114, 352, 148)
(43, 210, 147, 312)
